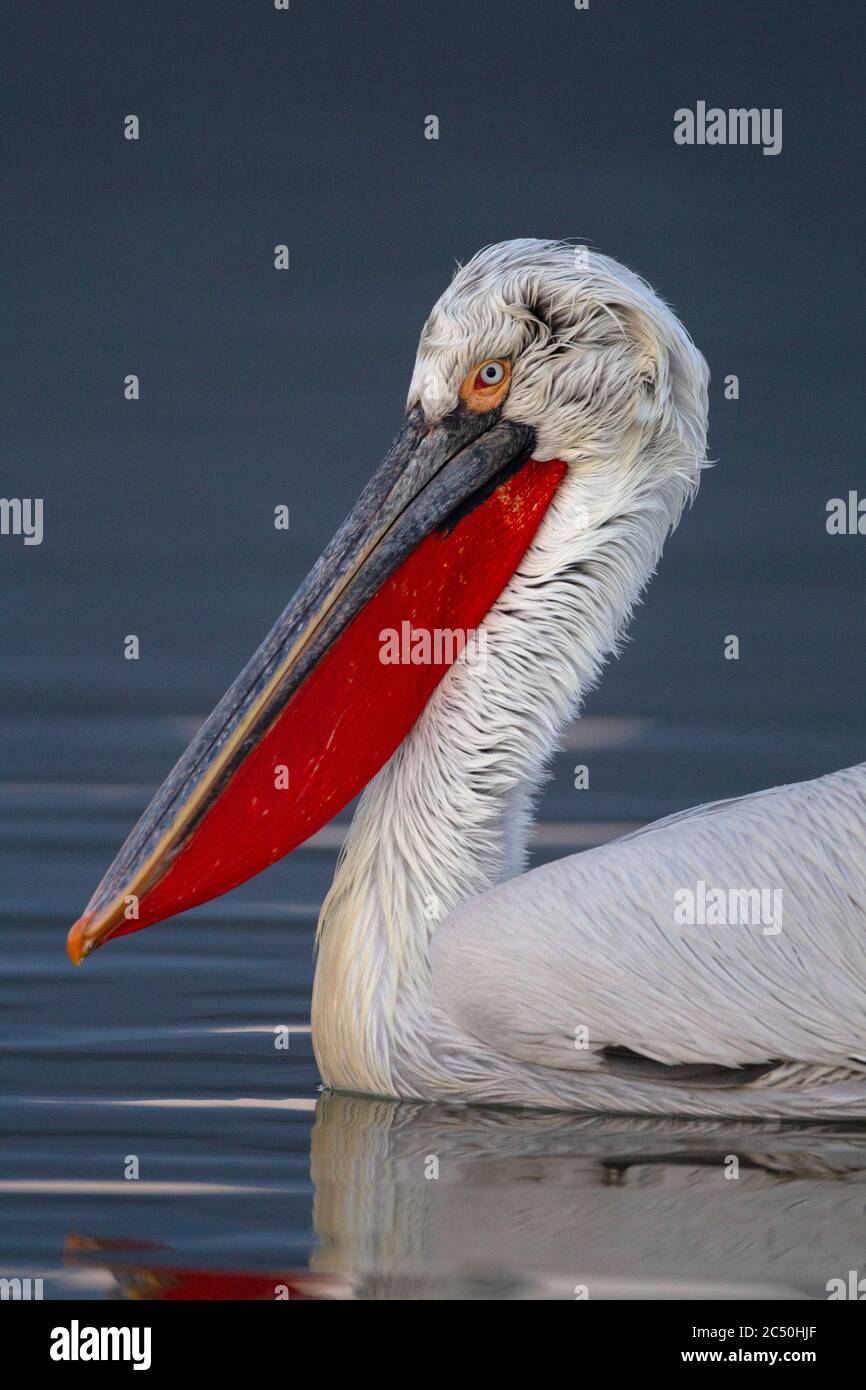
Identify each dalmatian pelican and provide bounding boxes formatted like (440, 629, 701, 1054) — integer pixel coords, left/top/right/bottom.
(67, 239, 866, 1118)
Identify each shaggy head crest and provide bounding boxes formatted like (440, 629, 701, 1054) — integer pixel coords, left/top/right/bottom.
(408, 238, 708, 519)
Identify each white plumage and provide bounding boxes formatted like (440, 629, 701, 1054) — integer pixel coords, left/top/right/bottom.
(312, 239, 866, 1117)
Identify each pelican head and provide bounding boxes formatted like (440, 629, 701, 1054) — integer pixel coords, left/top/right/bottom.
(411, 239, 707, 488)
(67, 238, 708, 964)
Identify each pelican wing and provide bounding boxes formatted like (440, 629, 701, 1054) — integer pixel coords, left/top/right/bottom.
(431, 764, 866, 1080)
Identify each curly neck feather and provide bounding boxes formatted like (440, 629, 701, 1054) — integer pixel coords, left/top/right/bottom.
(312, 464, 690, 1092)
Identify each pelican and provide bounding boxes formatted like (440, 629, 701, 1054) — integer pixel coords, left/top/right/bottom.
(67, 239, 866, 1119)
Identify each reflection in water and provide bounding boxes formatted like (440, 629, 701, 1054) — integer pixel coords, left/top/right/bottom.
(64, 1236, 348, 1301)
(309, 1096, 866, 1299)
(67, 1093, 866, 1300)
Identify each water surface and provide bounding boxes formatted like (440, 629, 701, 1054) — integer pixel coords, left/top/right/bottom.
(2, 622, 864, 1299)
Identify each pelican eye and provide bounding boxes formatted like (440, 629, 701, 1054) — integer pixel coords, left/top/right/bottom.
(476, 361, 505, 388)
(459, 358, 512, 412)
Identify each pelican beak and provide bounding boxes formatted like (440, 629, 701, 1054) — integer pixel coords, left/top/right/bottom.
(68, 401, 566, 964)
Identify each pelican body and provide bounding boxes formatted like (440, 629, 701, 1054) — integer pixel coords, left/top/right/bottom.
(67, 240, 866, 1119)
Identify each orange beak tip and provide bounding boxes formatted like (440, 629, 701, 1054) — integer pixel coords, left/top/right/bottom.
(66, 913, 97, 966)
